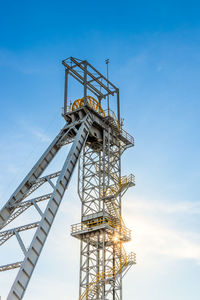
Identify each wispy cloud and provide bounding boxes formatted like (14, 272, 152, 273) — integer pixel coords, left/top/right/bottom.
(127, 198, 200, 215)
(124, 198, 200, 265)
(30, 128, 51, 143)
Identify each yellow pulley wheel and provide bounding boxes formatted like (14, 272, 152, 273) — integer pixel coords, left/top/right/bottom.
(72, 96, 105, 117)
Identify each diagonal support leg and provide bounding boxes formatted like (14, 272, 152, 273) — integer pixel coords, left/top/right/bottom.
(0, 122, 84, 230)
(0, 125, 69, 229)
(14, 231, 27, 256)
(7, 115, 93, 300)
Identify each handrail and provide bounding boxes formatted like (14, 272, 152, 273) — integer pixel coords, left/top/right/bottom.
(121, 128, 134, 145)
(71, 217, 131, 241)
(63, 98, 134, 145)
(101, 174, 135, 197)
(104, 109, 121, 129)
(104, 109, 134, 145)
(79, 242, 136, 300)
(71, 217, 114, 234)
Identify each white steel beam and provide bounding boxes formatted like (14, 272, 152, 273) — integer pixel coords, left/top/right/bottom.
(7, 114, 93, 300)
(0, 262, 22, 272)
(0, 125, 69, 228)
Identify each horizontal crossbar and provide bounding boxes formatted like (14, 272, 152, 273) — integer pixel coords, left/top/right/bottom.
(0, 261, 22, 272)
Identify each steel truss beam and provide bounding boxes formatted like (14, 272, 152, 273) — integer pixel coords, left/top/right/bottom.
(78, 128, 125, 300)
(0, 57, 135, 300)
(0, 262, 22, 272)
(75, 120, 135, 300)
(0, 222, 40, 246)
(0, 114, 93, 299)
(62, 57, 118, 99)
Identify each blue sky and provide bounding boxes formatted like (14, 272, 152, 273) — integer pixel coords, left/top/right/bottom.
(0, 0, 200, 299)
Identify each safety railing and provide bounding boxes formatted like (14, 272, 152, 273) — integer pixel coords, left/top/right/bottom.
(101, 174, 135, 198)
(95, 173, 135, 242)
(128, 252, 136, 265)
(71, 216, 131, 241)
(121, 128, 134, 145)
(79, 242, 136, 300)
(62, 106, 73, 114)
(63, 98, 134, 145)
(105, 200, 131, 241)
(71, 217, 115, 234)
(104, 109, 134, 145)
(104, 109, 121, 128)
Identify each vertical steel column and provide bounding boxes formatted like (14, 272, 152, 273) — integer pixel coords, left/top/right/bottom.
(86, 240, 90, 290)
(108, 127, 111, 188)
(79, 240, 83, 299)
(118, 129, 123, 300)
(79, 147, 85, 299)
(113, 245, 116, 300)
(98, 96, 102, 107)
(106, 59, 110, 113)
(64, 69, 69, 114)
(7, 115, 93, 300)
(96, 235, 100, 299)
(84, 62, 87, 105)
(78, 145, 102, 299)
(102, 129, 106, 216)
(117, 89, 120, 122)
(102, 232, 106, 300)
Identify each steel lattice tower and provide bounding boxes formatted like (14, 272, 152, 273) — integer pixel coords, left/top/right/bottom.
(0, 57, 136, 300)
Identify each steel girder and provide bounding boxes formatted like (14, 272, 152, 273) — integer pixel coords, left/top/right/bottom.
(78, 128, 124, 300)
(0, 114, 93, 299)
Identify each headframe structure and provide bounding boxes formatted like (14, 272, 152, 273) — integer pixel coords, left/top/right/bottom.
(0, 57, 136, 299)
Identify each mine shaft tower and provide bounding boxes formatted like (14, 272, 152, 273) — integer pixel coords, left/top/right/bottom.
(0, 57, 136, 300)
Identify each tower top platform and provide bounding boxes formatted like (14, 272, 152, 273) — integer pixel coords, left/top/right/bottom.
(62, 98, 134, 148)
(62, 57, 118, 99)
